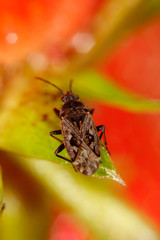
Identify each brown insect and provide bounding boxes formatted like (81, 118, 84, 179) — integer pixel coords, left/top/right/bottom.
(37, 77, 110, 176)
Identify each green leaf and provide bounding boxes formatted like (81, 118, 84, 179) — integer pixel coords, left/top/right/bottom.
(0, 76, 124, 183)
(73, 70, 160, 113)
(0, 106, 123, 183)
(95, 143, 125, 185)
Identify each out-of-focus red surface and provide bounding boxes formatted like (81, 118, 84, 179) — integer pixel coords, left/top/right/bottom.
(48, 212, 92, 240)
(96, 16, 160, 228)
(94, 104, 160, 225)
(0, 0, 104, 63)
(98, 16, 160, 99)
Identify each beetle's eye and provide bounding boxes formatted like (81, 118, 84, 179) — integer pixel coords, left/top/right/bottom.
(61, 96, 66, 102)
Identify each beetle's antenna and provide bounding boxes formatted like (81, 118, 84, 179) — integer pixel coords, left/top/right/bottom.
(36, 77, 64, 95)
(69, 79, 73, 92)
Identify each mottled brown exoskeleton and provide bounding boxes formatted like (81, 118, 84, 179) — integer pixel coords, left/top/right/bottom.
(37, 77, 110, 176)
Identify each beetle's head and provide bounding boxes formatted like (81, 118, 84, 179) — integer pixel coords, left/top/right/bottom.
(36, 77, 79, 102)
(61, 91, 79, 102)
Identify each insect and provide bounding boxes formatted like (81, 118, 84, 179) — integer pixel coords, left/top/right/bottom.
(37, 77, 109, 176)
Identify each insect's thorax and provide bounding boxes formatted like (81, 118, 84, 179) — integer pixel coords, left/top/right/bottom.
(60, 101, 88, 119)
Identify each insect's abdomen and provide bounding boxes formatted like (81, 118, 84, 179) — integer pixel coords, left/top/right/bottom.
(73, 143, 100, 176)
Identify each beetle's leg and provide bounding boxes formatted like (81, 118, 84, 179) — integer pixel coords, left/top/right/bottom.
(0, 202, 5, 214)
(50, 130, 61, 135)
(96, 125, 110, 155)
(96, 125, 107, 144)
(53, 108, 60, 118)
(50, 130, 62, 143)
(55, 143, 72, 162)
(51, 131, 72, 162)
(89, 108, 94, 114)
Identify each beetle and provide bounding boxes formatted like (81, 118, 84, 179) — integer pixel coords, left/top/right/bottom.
(37, 77, 109, 176)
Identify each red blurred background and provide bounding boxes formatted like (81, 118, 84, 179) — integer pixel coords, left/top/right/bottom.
(96, 14, 160, 224)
